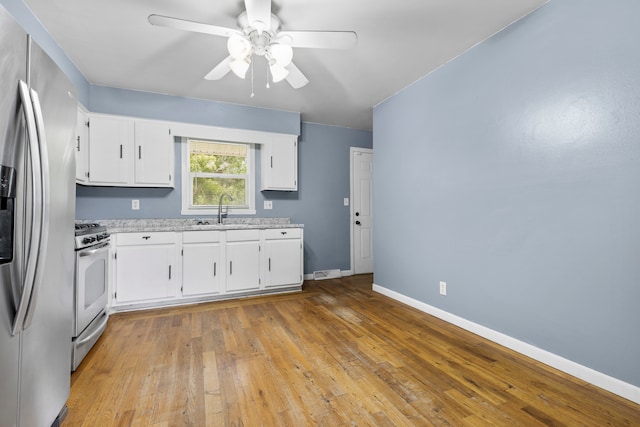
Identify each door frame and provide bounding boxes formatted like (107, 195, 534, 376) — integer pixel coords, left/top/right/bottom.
(349, 147, 374, 275)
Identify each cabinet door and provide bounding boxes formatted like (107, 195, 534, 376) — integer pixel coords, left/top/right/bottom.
(75, 108, 89, 183)
(182, 243, 221, 296)
(88, 116, 134, 184)
(265, 239, 302, 287)
(226, 241, 261, 292)
(115, 245, 175, 303)
(261, 138, 297, 191)
(134, 121, 174, 187)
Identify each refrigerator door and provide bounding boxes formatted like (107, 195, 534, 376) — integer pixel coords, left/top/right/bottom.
(0, 6, 27, 427)
(18, 40, 77, 427)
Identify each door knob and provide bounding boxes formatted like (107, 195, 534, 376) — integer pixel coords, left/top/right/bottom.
(355, 212, 360, 216)
(355, 221, 361, 225)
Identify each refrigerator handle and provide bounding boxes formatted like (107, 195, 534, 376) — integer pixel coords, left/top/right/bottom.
(12, 81, 44, 336)
(21, 88, 50, 331)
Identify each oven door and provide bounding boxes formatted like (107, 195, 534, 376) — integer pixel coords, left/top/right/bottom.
(74, 240, 109, 337)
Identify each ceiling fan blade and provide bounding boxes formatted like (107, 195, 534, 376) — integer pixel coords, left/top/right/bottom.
(148, 14, 240, 38)
(285, 62, 309, 89)
(278, 31, 357, 50)
(244, 0, 271, 32)
(204, 56, 233, 80)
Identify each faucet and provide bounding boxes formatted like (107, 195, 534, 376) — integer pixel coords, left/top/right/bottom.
(218, 193, 233, 224)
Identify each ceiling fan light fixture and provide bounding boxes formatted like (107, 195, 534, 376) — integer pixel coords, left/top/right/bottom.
(227, 34, 252, 59)
(230, 57, 251, 78)
(269, 43, 293, 67)
(270, 64, 289, 83)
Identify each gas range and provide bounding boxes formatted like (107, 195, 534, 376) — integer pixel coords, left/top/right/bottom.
(74, 223, 110, 250)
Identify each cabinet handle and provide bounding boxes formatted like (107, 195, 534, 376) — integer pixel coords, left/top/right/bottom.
(268, 258, 271, 272)
(229, 261, 232, 275)
(76, 136, 80, 151)
(270, 156, 273, 168)
(214, 262, 216, 277)
(138, 145, 142, 159)
(119, 144, 123, 159)
(169, 265, 172, 279)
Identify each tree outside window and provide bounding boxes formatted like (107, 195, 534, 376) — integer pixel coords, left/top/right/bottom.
(188, 139, 250, 208)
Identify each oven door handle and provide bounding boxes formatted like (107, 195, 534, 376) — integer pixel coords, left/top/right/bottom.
(76, 312, 108, 346)
(79, 241, 110, 257)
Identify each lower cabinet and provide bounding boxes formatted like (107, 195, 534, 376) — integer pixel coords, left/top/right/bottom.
(264, 228, 303, 288)
(112, 228, 303, 310)
(114, 232, 179, 304)
(226, 232, 261, 292)
(182, 231, 222, 296)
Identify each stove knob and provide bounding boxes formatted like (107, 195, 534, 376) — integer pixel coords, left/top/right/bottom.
(96, 235, 103, 241)
(82, 237, 92, 244)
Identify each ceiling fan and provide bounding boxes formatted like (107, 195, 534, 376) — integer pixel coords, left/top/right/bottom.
(148, 0, 358, 89)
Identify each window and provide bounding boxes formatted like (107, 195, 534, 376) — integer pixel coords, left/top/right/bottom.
(181, 138, 255, 215)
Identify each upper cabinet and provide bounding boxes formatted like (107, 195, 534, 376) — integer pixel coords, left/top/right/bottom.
(75, 107, 89, 183)
(261, 136, 298, 191)
(82, 114, 174, 188)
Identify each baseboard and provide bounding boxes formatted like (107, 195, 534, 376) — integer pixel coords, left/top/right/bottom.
(372, 283, 640, 405)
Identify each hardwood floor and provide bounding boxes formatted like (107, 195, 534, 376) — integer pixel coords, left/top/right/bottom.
(66, 274, 640, 426)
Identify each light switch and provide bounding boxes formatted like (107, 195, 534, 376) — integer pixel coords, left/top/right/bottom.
(344, 198, 349, 206)
(264, 200, 273, 210)
(132, 199, 140, 210)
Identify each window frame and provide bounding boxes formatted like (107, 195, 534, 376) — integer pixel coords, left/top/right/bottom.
(181, 137, 256, 216)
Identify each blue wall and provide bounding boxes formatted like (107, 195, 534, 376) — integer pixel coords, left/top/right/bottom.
(373, 0, 640, 388)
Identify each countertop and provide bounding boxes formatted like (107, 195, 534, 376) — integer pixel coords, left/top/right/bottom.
(78, 218, 303, 234)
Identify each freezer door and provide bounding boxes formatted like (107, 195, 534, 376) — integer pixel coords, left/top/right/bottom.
(0, 5, 27, 427)
(18, 40, 77, 427)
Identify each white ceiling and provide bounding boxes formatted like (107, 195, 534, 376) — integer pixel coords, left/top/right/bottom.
(23, 0, 548, 130)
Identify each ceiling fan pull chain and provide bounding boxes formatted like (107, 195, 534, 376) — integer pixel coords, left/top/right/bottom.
(250, 60, 255, 98)
(266, 63, 270, 89)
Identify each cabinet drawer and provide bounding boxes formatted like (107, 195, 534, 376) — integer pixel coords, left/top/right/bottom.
(265, 228, 302, 240)
(116, 232, 176, 246)
(183, 230, 221, 244)
(226, 229, 260, 242)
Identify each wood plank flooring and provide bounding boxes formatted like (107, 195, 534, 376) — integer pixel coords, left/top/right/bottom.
(66, 274, 640, 426)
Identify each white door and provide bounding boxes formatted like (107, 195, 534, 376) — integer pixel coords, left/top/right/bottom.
(351, 148, 373, 274)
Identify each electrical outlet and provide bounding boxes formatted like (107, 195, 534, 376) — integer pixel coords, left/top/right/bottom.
(264, 200, 273, 210)
(439, 281, 447, 296)
(132, 199, 140, 210)
(344, 198, 349, 206)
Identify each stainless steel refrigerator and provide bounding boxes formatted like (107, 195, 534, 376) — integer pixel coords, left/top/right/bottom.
(1, 4, 77, 427)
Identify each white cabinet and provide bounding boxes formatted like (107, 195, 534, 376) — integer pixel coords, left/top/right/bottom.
(87, 114, 174, 187)
(261, 137, 298, 191)
(114, 232, 179, 304)
(182, 231, 222, 296)
(111, 227, 303, 310)
(226, 230, 261, 292)
(134, 121, 174, 186)
(264, 228, 303, 288)
(88, 115, 134, 185)
(75, 107, 89, 183)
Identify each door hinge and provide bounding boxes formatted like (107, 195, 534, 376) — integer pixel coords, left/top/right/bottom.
(114, 292, 117, 299)
(169, 128, 172, 135)
(114, 252, 117, 260)
(87, 171, 90, 178)
(181, 249, 183, 256)
(86, 120, 90, 128)
(169, 174, 172, 181)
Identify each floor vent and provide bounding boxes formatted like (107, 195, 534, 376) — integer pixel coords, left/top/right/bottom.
(313, 269, 342, 280)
